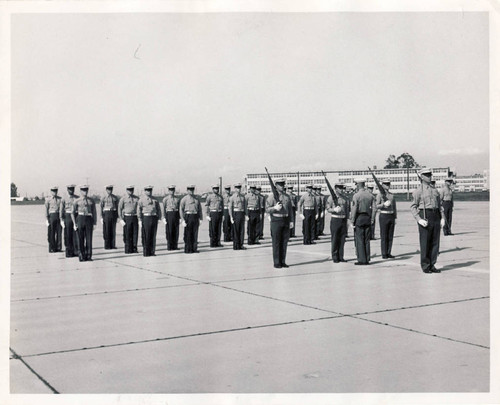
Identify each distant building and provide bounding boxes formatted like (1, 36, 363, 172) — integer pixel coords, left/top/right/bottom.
(246, 167, 456, 195)
(454, 170, 489, 192)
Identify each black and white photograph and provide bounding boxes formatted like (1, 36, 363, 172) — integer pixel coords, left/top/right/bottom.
(1, 1, 499, 404)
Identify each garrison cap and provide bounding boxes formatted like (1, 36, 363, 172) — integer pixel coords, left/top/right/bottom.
(168, 185, 176, 189)
(105, 185, 113, 189)
(306, 184, 313, 189)
(249, 185, 256, 189)
(212, 184, 220, 189)
(144, 185, 153, 190)
(80, 185, 89, 190)
(234, 183, 242, 188)
(126, 185, 135, 190)
(275, 178, 286, 184)
(418, 167, 432, 176)
(354, 177, 366, 184)
(287, 185, 294, 190)
(256, 186, 262, 190)
(50, 186, 59, 191)
(445, 177, 455, 183)
(382, 180, 391, 185)
(367, 185, 374, 190)
(66, 184, 76, 189)
(187, 185, 195, 190)
(224, 185, 231, 189)
(334, 182, 345, 188)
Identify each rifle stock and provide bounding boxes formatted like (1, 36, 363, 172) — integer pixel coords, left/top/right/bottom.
(321, 171, 339, 206)
(368, 167, 387, 201)
(264, 167, 280, 202)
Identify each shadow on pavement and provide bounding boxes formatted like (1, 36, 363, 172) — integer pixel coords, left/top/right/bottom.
(289, 257, 331, 267)
(440, 260, 480, 272)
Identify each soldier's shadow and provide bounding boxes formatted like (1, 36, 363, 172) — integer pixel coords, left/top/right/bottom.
(290, 258, 331, 267)
(440, 260, 480, 272)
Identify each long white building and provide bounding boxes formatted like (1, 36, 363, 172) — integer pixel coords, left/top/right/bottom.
(454, 170, 489, 192)
(246, 167, 456, 195)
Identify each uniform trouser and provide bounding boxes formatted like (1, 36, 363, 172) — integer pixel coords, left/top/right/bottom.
(418, 210, 441, 271)
(314, 213, 321, 238)
(141, 216, 158, 256)
(271, 217, 290, 266)
(47, 213, 62, 252)
(320, 211, 325, 234)
(63, 214, 79, 256)
(232, 212, 245, 249)
(371, 215, 377, 239)
(183, 214, 199, 253)
(103, 211, 117, 249)
(354, 214, 371, 264)
(442, 201, 453, 235)
(379, 213, 395, 257)
(290, 210, 296, 237)
(259, 211, 265, 237)
(123, 215, 138, 253)
(223, 209, 233, 241)
(209, 211, 223, 247)
(330, 218, 347, 262)
(77, 215, 93, 260)
(302, 210, 316, 244)
(165, 211, 180, 250)
(247, 211, 261, 244)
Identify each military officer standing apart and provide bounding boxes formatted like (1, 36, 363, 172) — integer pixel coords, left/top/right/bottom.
(440, 177, 455, 236)
(162, 185, 181, 250)
(287, 186, 298, 237)
(60, 185, 79, 257)
(180, 185, 203, 254)
(266, 178, 294, 268)
(118, 185, 139, 254)
(229, 183, 246, 250)
(222, 185, 233, 242)
(326, 183, 349, 263)
(100, 185, 119, 249)
(410, 168, 445, 273)
(137, 186, 161, 257)
(376, 181, 397, 259)
(245, 185, 261, 245)
(45, 186, 63, 253)
(72, 185, 97, 261)
(367, 185, 377, 240)
(205, 184, 224, 247)
(350, 178, 376, 265)
(298, 184, 318, 245)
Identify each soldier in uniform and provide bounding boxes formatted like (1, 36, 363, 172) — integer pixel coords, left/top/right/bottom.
(440, 177, 455, 236)
(45, 186, 62, 253)
(162, 185, 181, 250)
(266, 178, 294, 268)
(222, 185, 233, 242)
(350, 178, 376, 265)
(318, 186, 327, 236)
(60, 185, 79, 257)
(180, 185, 203, 254)
(410, 168, 445, 273)
(137, 186, 161, 257)
(245, 185, 261, 245)
(376, 180, 397, 259)
(367, 185, 377, 240)
(229, 183, 246, 250)
(313, 185, 323, 240)
(118, 185, 139, 254)
(326, 183, 349, 263)
(257, 186, 266, 239)
(298, 184, 318, 245)
(72, 185, 97, 261)
(100, 185, 119, 249)
(205, 184, 224, 247)
(287, 186, 298, 237)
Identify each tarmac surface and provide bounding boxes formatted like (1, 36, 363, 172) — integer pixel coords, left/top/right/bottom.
(9, 201, 490, 395)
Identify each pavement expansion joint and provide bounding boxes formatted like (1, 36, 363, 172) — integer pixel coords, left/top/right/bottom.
(9, 348, 59, 393)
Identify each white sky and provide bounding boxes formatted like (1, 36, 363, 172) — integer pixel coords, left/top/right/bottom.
(11, 12, 489, 196)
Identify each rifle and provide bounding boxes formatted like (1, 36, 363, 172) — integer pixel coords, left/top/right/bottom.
(367, 167, 387, 201)
(264, 167, 280, 202)
(415, 170, 426, 220)
(321, 170, 339, 206)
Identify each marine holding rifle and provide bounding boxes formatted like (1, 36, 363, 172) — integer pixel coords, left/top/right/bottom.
(376, 180, 397, 259)
(410, 167, 445, 274)
(325, 183, 349, 263)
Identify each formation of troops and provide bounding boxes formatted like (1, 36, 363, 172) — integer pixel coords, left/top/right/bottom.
(44, 167, 455, 273)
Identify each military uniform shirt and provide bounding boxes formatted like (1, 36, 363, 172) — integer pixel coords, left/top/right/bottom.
(266, 192, 293, 218)
(205, 193, 224, 213)
(245, 192, 261, 211)
(118, 194, 139, 217)
(162, 195, 180, 212)
(222, 191, 231, 208)
(72, 196, 97, 223)
(100, 194, 119, 214)
(180, 195, 202, 220)
(440, 186, 453, 202)
(298, 192, 317, 213)
(137, 195, 161, 219)
(326, 195, 348, 217)
(376, 192, 397, 218)
(410, 183, 443, 220)
(60, 194, 79, 216)
(350, 189, 375, 222)
(45, 196, 62, 218)
(229, 193, 246, 216)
